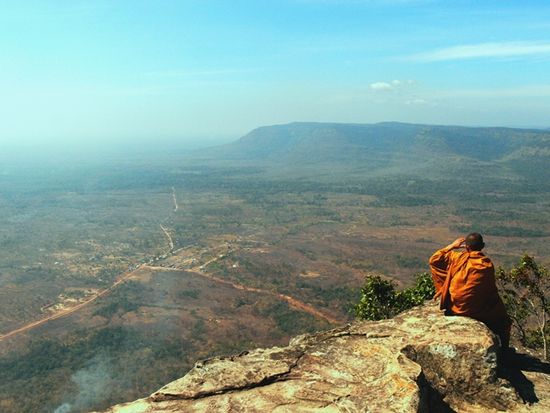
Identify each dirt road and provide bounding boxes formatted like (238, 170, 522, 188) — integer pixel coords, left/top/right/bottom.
(160, 224, 175, 251)
(145, 264, 342, 325)
(2, 192, 183, 342)
(0, 233, 342, 341)
(0, 265, 144, 341)
(171, 187, 178, 212)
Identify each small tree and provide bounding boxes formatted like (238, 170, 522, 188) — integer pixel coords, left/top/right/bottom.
(355, 272, 435, 321)
(496, 255, 550, 360)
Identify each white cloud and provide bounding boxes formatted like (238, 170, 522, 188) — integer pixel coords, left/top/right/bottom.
(409, 41, 550, 62)
(370, 79, 415, 91)
(370, 82, 394, 91)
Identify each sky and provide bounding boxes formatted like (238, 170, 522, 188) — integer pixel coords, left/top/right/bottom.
(1, 0, 550, 150)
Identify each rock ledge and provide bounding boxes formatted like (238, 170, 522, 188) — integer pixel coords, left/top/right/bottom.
(98, 303, 550, 412)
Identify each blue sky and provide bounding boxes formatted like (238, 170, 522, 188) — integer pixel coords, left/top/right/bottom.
(1, 0, 550, 148)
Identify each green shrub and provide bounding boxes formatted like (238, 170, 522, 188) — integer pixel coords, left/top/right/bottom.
(398, 272, 436, 307)
(354, 272, 435, 321)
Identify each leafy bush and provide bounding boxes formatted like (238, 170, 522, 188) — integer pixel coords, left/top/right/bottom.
(496, 255, 550, 359)
(354, 272, 435, 321)
(398, 272, 436, 307)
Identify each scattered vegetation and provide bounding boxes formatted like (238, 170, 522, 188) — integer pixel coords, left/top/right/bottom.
(92, 281, 148, 319)
(259, 302, 326, 336)
(177, 289, 201, 300)
(0, 326, 195, 413)
(497, 256, 550, 359)
(2, 123, 550, 411)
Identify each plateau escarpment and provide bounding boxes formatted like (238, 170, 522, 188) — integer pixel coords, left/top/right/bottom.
(209, 122, 550, 182)
(98, 302, 550, 412)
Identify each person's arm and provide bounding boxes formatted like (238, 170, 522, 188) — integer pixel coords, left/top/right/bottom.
(429, 238, 465, 297)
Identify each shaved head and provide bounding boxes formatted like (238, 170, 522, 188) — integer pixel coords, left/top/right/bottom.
(465, 233, 485, 251)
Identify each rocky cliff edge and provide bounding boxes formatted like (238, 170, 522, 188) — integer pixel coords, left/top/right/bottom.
(97, 302, 550, 412)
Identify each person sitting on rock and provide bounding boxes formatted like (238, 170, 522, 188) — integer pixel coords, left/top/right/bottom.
(429, 233, 512, 349)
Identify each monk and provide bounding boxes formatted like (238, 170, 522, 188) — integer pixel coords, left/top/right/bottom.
(429, 233, 512, 349)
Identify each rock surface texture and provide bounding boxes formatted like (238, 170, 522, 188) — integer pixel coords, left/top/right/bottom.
(98, 303, 550, 412)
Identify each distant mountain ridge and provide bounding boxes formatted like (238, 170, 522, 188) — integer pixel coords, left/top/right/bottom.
(204, 121, 550, 181)
(222, 121, 548, 160)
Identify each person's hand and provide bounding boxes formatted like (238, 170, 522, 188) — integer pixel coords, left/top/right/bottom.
(445, 237, 465, 250)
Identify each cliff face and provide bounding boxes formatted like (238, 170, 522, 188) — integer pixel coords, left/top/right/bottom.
(98, 303, 550, 412)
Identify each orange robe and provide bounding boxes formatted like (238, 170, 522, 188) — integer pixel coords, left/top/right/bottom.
(429, 247, 511, 348)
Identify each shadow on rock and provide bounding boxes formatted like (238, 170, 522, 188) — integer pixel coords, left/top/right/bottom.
(499, 351, 550, 404)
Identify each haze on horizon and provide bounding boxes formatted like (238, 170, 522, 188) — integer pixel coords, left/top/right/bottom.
(1, 0, 550, 152)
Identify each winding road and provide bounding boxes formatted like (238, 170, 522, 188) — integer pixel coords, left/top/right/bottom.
(0, 265, 144, 341)
(0, 255, 341, 341)
(145, 263, 342, 325)
(160, 224, 175, 252)
(1, 187, 182, 342)
(0, 186, 342, 342)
